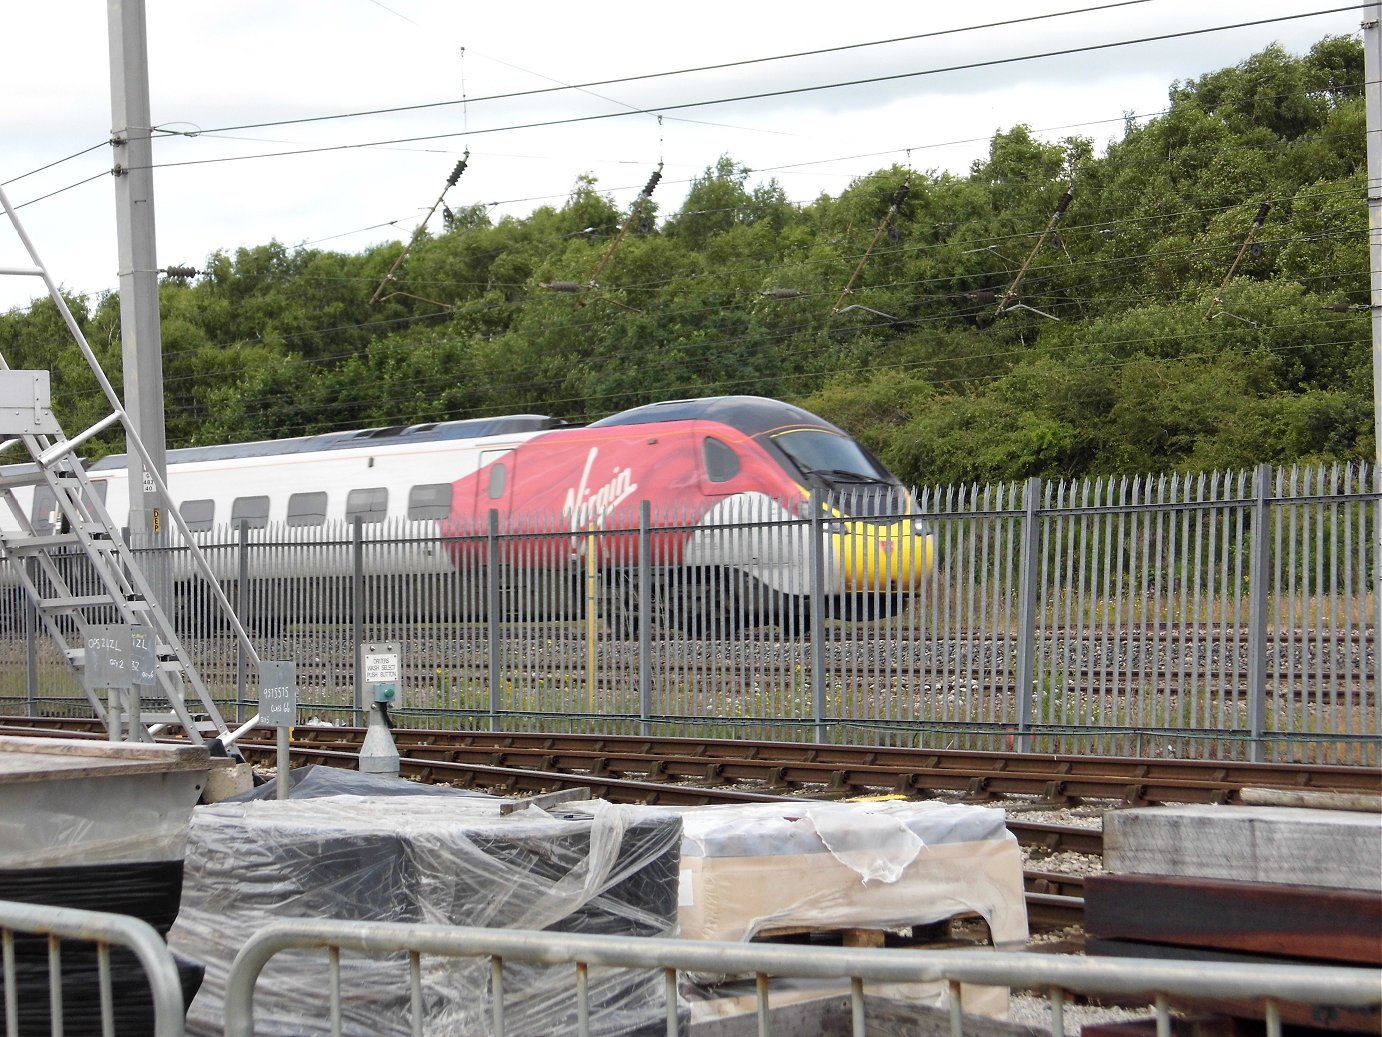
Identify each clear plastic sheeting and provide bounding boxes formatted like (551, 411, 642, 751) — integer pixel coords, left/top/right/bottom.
(169, 796, 682, 1037)
(229, 764, 497, 801)
(0, 736, 208, 868)
(668, 800, 1028, 948)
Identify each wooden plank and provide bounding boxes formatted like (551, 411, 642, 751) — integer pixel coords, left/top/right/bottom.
(0, 735, 210, 784)
(1079, 1015, 1245, 1037)
(689, 993, 1044, 1037)
(1085, 874, 1382, 966)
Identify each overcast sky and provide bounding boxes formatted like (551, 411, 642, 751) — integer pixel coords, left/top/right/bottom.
(0, 1, 1363, 313)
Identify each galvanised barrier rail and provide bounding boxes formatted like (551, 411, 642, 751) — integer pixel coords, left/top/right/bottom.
(1, 463, 1376, 763)
(222, 919, 1382, 1037)
(0, 899, 187, 1037)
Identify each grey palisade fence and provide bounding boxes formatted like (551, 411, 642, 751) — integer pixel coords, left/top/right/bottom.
(1, 462, 1375, 764)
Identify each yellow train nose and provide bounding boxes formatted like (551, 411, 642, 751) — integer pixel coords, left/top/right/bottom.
(837, 520, 935, 589)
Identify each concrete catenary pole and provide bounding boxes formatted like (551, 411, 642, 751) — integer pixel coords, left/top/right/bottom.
(1366, 4, 1382, 565)
(107, 0, 168, 548)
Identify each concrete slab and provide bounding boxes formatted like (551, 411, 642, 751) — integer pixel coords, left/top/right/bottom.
(1103, 804, 1382, 893)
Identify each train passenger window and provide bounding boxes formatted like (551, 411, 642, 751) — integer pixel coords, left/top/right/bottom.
(180, 499, 215, 532)
(488, 463, 507, 500)
(28, 480, 107, 534)
(231, 495, 270, 529)
(30, 486, 57, 534)
(286, 491, 328, 527)
(703, 437, 741, 483)
(408, 483, 452, 520)
(345, 487, 388, 524)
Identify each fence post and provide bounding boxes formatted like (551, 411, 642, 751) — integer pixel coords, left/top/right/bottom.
(24, 556, 37, 714)
(487, 509, 501, 731)
(809, 488, 828, 743)
(352, 515, 365, 726)
(1246, 463, 1272, 763)
(236, 518, 249, 724)
(1013, 477, 1042, 753)
(638, 500, 652, 736)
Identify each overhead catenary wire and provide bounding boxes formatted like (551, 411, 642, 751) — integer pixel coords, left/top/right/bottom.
(185, 1, 1162, 138)
(65, 7, 1363, 184)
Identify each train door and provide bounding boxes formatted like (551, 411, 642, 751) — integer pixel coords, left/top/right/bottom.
(690, 425, 753, 633)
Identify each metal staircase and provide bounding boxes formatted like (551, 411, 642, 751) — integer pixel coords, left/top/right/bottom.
(0, 183, 260, 746)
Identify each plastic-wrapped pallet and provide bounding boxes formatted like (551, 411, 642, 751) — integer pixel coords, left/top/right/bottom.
(674, 799, 1027, 946)
(663, 799, 1028, 1021)
(168, 795, 681, 1037)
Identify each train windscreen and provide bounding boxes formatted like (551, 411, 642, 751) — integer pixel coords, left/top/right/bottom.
(769, 429, 906, 518)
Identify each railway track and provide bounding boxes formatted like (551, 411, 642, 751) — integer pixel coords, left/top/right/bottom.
(5, 717, 1376, 933)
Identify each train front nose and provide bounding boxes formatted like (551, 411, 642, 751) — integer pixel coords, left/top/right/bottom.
(837, 516, 935, 590)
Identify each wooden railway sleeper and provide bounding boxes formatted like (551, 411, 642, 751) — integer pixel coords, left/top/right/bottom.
(1041, 779, 1072, 805)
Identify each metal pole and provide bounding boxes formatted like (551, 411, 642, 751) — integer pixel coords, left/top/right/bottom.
(638, 500, 652, 735)
(236, 519, 249, 722)
(1246, 464, 1273, 763)
(1013, 477, 1042, 752)
(107, 0, 168, 575)
(487, 509, 501, 731)
(352, 517, 364, 726)
(276, 726, 290, 801)
(809, 489, 828, 742)
(1364, 2, 1382, 621)
(24, 557, 38, 715)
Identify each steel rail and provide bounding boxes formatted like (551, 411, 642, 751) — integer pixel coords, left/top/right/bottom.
(269, 725, 1382, 799)
(3, 716, 1375, 800)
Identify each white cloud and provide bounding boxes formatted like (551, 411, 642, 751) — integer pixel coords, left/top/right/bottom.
(0, 0, 1362, 311)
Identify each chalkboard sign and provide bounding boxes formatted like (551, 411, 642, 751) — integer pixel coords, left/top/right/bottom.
(258, 660, 297, 728)
(85, 625, 131, 688)
(129, 625, 158, 687)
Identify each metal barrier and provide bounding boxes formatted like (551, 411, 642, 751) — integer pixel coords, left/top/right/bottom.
(0, 898, 187, 1037)
(222, 919, 1382, 1037)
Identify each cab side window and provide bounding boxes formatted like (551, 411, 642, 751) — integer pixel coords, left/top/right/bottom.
(703, 436, 741, 483)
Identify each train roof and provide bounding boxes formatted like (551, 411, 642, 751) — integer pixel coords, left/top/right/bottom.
(84, 414, 565, 471)
(588, 396, 845, 437)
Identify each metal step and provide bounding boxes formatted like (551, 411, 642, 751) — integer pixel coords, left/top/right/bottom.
(38, 594, 150, 612)
(1, 180, 256, 753)
(4, 531, 114, 553)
